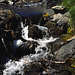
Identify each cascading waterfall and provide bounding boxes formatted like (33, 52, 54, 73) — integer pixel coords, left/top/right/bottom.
(3, 22, 58, 75)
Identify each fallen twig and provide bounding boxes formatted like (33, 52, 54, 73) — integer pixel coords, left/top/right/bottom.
(39, 59, 66, 64)
(41, 63, 50, 75)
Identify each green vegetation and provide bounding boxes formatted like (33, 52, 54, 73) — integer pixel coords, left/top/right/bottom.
(62, 0, 75, 10)
(69, 6, 75, 24)
(61, 0, 75, 35)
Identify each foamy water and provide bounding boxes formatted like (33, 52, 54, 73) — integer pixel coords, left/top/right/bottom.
(3, 23, 58, 75)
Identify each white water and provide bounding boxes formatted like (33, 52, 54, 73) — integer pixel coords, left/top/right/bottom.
(24, 2, 42, 7)
(3, 23, 58, 75)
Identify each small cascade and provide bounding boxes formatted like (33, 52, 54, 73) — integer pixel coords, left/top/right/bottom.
(35, 25, 49, 38)
(3, 22, 58, 75)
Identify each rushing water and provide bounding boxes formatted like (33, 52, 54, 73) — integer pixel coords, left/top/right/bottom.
(3, 20, 58, 75)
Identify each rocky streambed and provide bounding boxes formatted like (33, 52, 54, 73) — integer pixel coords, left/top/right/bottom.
(0, 0, 75, 75)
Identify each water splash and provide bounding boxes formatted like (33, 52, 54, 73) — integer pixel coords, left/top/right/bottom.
(24, 2, 42, 7)
(3, 23, 58, 75)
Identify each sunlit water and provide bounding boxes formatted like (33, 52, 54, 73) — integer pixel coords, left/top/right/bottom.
(24, 2, 42, 7)
(3, 22, 58, 75)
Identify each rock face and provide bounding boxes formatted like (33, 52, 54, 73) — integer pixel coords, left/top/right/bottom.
(50, 13, 69, 34)
(0, 10, 22, 61)
(43, 9, 55, 17)
(55, 39, 75, 61)
(28, 25, 43, 39)
(47, 39, 65, 52)
(0, 10, 21, 39)
(52, 13, 69, 27)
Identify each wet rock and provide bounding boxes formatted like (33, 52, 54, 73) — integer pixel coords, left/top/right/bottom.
(25, 62, 42, 72)
(55, 39, 75, 61)
(0, 10, 22, 61)
(28, 25, 43, 39)
(52, 5, 66, 14)
(0, 64, 5, 75)
(10, 39, 38, 58)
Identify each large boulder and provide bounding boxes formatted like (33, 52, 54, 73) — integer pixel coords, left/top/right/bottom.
(28, 25, 43, 39)
(10, 39, 38, 58)
(47, 39, 65, 52)
(55, 39, 75, 61)
(52, 13, 69, 27)
(0, 10, 22, 58)
(43, 9, 55, 17)
(51, 13, 69, 34)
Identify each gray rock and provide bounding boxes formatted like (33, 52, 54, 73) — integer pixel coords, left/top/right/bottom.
(55, 39, 75, 60)
(52, 13, 69, 27)
(52, 5, 66, 14)
(26, 62, 42, 72)
(43, 9, 55, 18)
(52, 6, 65, 10)
(47, 39, 65, 52)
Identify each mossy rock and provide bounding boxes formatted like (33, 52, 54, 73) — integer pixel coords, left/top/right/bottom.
(60, 34, 73, 42)
(44, 20, 56, 27)
(44, 20, 65, 37)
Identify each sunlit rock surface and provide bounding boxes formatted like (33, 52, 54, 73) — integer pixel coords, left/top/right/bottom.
(55, 39, 75, 60)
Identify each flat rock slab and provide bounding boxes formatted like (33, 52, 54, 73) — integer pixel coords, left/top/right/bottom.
(55, 39, 75, 60)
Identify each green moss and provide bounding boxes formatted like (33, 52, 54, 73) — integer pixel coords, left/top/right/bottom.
(60, 34, 72, 42)
(44, 21, 56, 27)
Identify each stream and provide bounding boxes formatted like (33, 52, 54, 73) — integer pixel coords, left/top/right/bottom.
(0, 1, 59, 75)
(3, 21, 58, 75)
